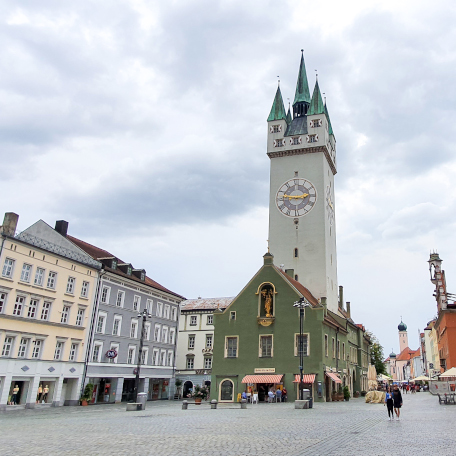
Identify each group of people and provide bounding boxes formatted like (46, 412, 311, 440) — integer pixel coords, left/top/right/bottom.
(402, 383, 420, 393)
(384, 385, 403, 421)
(267, 387, 287, 402)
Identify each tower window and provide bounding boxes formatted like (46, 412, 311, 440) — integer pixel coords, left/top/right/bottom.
(294, 248, 299, 258)
(274, 139, 284, 147)
(294, 171, 298, 177)
(292, 137, 301, 145)
(307, 134, 317, 143)
(272, 125, 280, 133)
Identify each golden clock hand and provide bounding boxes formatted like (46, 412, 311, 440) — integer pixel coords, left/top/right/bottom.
(282, 193, 309, 200)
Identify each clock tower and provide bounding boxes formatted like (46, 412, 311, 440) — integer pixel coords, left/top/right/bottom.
(267, 52, 339, 313)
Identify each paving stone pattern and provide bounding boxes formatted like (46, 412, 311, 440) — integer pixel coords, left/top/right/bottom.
(0, 392, 455, 455)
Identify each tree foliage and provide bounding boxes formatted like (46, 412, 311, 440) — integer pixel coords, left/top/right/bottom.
(366, 331, 386, 375)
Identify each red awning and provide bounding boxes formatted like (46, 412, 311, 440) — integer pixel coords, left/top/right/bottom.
(241, 374, 283, 384)
(293, 374, 316, 383)
(326, 372, 342, 384)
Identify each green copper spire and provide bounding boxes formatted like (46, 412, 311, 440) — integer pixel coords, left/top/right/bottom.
(293, 51, 311, 105)
(267, 85, 287, 122)
(308, 79, 325, 115)
(286, 104, 292, 124)
(325, 102, 334, 136)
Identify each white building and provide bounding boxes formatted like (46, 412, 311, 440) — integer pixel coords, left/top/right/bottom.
(175, 297, 232, 398)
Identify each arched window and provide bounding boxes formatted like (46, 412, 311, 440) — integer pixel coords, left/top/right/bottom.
(220, 379, 234, 401)
(294, 248, 299, 258)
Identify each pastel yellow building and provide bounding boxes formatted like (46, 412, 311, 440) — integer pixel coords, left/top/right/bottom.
(0, 213, 101, 409)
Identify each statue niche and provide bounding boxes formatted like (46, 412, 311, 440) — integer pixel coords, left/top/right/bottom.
(260, 285, 274, 318)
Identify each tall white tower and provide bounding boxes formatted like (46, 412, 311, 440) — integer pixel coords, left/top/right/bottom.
(398, 320, 408, 353)
(267, 52, 339, 313)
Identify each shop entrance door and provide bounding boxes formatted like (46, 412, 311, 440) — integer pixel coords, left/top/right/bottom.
(8, 381, 25, 405)
(122, 379, 135, 402)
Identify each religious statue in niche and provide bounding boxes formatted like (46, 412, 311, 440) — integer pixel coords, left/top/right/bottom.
(260, 285, 274, 317)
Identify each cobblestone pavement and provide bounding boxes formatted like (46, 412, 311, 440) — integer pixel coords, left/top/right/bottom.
(1, 392, 455, 455)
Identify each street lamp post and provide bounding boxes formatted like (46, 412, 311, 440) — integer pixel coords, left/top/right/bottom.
(134, 308, 152, 403)
(293, 296, 311, 400)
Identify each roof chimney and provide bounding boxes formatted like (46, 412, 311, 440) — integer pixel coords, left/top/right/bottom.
(1, 212, 19, 237)
(346, 301, 351, 318)
(339, 285, 343, 308)
(55, 220, 69, 237)
(285, 268, 294, 278)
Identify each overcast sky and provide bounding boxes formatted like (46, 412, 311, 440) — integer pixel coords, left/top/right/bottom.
(2, 0, 456, 356)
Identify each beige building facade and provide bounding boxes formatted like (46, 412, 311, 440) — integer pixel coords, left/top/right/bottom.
(0, 213, 101, 410)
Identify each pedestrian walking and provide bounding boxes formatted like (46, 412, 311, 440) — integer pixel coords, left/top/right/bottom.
(384, 386, 394, 421)
(282, 387, 287, 402)
(392, 384, 403, 420)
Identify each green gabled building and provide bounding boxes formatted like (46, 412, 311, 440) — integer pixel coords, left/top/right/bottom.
(210, 253, 370, 402)
(210, 52, 370, 403)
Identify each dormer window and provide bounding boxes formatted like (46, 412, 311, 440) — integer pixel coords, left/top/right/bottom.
(127, 266, 132, 275)
(140, 272, 145, 281)
(112, 259, 117, 270)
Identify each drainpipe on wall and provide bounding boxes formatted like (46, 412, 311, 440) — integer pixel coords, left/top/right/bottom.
(80, 268, 106, 398)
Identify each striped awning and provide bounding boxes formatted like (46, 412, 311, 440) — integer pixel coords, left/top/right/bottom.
(241, 374, 283, 384)
(326, 372, 342, 384)
(293, 374, 316, 383)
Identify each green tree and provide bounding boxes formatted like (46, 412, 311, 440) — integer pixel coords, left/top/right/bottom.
(366, 331, 386, 375)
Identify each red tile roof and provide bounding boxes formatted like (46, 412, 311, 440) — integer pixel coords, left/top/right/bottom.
(274, 266, 319, 306)
(68, 235, 184, 299)
(396, 347, 420, 361)
(181, 297, 234, 311)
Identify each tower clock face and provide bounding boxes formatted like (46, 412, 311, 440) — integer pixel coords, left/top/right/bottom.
(326, 185, 335, 226)
(276, 178, 317, 217)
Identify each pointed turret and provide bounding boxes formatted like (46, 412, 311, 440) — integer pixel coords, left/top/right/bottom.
(293, 51, 311, 108)
(286, 105, 292, 125)
(308, 79, 325, 115)
(267, 86, 287, 122)
(325, 102, 334, 136)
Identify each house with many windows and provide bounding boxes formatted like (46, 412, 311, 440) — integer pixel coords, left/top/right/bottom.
(0, 213, 101, 410)
(175, 297, 232, 398)
(69, 236, 184, 403)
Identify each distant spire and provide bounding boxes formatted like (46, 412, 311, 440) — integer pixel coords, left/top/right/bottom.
(267, 85, 287, 122)
(308, 78, 325, 115)
(293, 50, 311, 106)
(286, 100, 292, 125)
